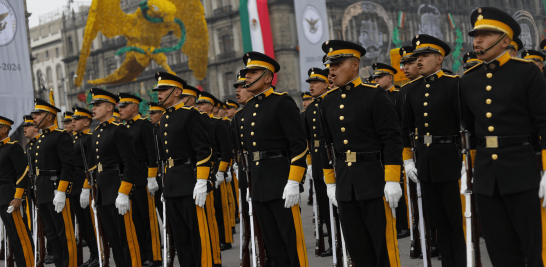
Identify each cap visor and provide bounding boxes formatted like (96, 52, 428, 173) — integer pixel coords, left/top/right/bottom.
(324, 56, 353, 65)
(152, 85, 175, 91)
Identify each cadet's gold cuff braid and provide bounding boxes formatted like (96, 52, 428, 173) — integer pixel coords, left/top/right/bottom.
(14, 188, 25, 199)
(471, 150, 476, 166)
(542, 150, 546, 171)
(148, 167, 158, 178)
(197, 166, 211, 180)
(83, 179, 91, 189)
(385, 165, 401, 182)
(218, 161, 229, 172)
(57, 180, 71, 193)
(118, 181, 133, 195)
(402, 147, 413, 161)
(288, 165, 306, 183)
(323, 169, 336, 184)
(306, 154, 312, 165)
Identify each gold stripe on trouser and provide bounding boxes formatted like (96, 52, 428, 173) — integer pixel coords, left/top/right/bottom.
(62, 198, 78, 267)
(196, 204, 213, 267)
(382, 197, 401, 267)
(458, 180, 467, 242)
(233, 171, 240, 219)
(12, 209, 35, 267)
(220, 183, 233, 243)
(403, 174, 410, 227)
(146, 187, 162, 261)
(541, 199, 546, 265)
(206, 193, 221, 264)
(226, 181, 236, 227)
(26, 196, 32, 231)
(290, 205, 309, 267)
(123, 200, 142, 267)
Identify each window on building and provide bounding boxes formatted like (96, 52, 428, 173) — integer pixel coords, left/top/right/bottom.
(45, 51, 49, 59)
(222, 35, 232, 53)
(68, 36, 74, 55)
(224, 71, 234, 96)
(36, 70, 44, 90)
(55, 48, 59, 57)
(56, 65, 63, 82)
(46, 67, 53, 87)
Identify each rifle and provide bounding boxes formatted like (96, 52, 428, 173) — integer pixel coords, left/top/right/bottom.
(27, 149, 45, 267)
(152, 130, 175, 267)
(4, 227, 14, 267)
(75, 217, 83, 265)
(79, 140, 109, 267)
(457, 81, 482, 267)
(407, 177, 421, 259)
(313, 181, 325, 255)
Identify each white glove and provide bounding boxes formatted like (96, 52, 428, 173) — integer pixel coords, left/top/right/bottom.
(282, 180, 300, 208)
(246, 188, 250, 202)
(326, 183, 337, 207)
(91, 199, 97, 213)
(215, 172, 225, 188)
(232, 163, 239, 175)
(306, 165, 313, 180)
(161, 193, 165, 203)
(115, 193, 130, 215)
(460, 162, 468, 195)
(226, 171, 233, 183)
(384, 181, 402, 209)
(53, 190, 67, 213)
(147, 177, 159, 195)
(539, 171, 546, 209)
(80, 188, 90, 208)
(193, 179, 208, 208)
(6, 206, 14, 213)
(404, 159, 419, 183)
(247, 188, 253, 216)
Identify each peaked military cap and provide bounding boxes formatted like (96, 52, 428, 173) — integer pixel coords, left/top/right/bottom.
(0, 116, 14, 127)
(364, 76, 376, 84)
(153, 72, 196, 97)
(62, 111, 74, 122)
(90, 88, 119, 105)
(301, 92, 312, 101)
(541, 38, 546, 52)
(412, 34, 451, 57)
(196, 91, 218, 106)
(306, 67, 329, 83)
(113, 108, 120, 118)
(509, 37, 524, 52)
(32, 98, 62, 113)
(399, 46, 417, 63)
(23, 115, 34, 126)
(372, 62, 398, 78)
(463, 52, 483, 69)
(118, 93, 142, 107)
(233, 70, 247, 88)
(322, 40, 366, 65)
(182, 84, 202, 99)
(72, 107, 93, 119)
(243, 51, 280, 73)
(468, 7, 520, 40)
(522, 50, 545, 62)
(225, 99, 239, 109)
(148, 102, 165, 114)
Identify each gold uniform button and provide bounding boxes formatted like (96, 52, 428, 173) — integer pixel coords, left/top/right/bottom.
(343, 140, 348, 144)
(488, 126, 494, 132)
(340, 105, 344, 109)
(425, 123, 429, 127)
(313, 119, 316, 122)
(251, 122, 255, 126)
(426, 84, 430, 88)
(164, 133, 167, 136)
(346, 85, 351, 90)
(424, 113, 428, 117)
(251, 132, 254, 136)
(240, 134, 243, 137)
(97, 156, 99, 159)
(315, 104, 318, 107)
(486, 112, 492, 118)
(487, 73, 493, 78)
(241, 126, 243, 129)
(424, 102, 428, 106)
(255, 104, 259, 108)
(253, 142, 256, 146)
(166, 115, 169, 119)
(165, 124, 168, 127)
(486, 85, 492, 91)
(96, 149, 98, 152)
(340, 116, 344, 120)
(253, 113, 256, 116)
(39, 140, 41, 143)
(166, 149, 169, 153)
(127, 125, 130, 128)
(425, 93, 429, 97)
(341, 127, 345, 132)
(313, 126, 316, 129)
(165, 141, 167, 145)
(73, 141, 75, 143)
(347, 162, 352, 166)
(315, 149, 318, 152)
(342, 94, 346, 98)
(314, 134, 316, 137)
(256, 162, 259, 165)
(242, 118, 244, 121)
(96, 141, 99, 145)
(75, 137, 78, 140)
(314, 111, 316, 114)
(492, 154, 498, 160)
(98, 135, 100, 138)
(486, 99, 492, 104)
(37, 146, 39, 149)
(35, 153, 38, 156)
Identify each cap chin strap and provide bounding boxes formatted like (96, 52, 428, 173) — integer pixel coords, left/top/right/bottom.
(159, 87, 177, 107)
(243, 69, 268, 89)
(34, 111, 50, 129)
(476, 33, 507, 56)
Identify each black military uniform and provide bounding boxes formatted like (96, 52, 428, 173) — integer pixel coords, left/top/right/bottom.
(0, 116, 34, 267)
(23, 115, 39, 228)
(63, 111, 73, 132)
(118, 93, 162, 266)
(220, 101, 237, 233)
(320, 40, 402, 266)
(148, 102, 165, 218)
(539, 38, 546, 79)
(401, 35, 466, 266)
(462, 52, 483, 71)
(113, 108, 121, 122)
(301, 92, 314, 207)
(225, 99, 241, 224)
(88, 89, 141, 267)
(522, 49, 545, 73)
(71, 108, 100, 266)
(31, 98, 77, 267)
(153, 73, 214, 267)
(462, 8, 546, 266)
(241, 52, 309, 266)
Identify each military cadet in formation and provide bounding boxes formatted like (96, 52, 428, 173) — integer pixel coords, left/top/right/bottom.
(71, 107, 100, 267)
(302, 67, 334, 257)
(62, 112, 74, 134)
(148, 102, 166, 217)
(113, 108, 121, 123)
(88, 88, 141, 267)
(240, 51, 309, 267)
(371, 62, 410, 239)
(540, 39, 546, 79)
(197, 91, 234, 251)
(22, 114, 40, 223)
(0, 116, 35, 267)
(301, 92, 314, 206)
(462, 52, 483, 71)
(506, 37, 523, 58)
(30, 97, 77, 267)
(302, 92, 312, 110)
(225, 98, 241, 225)
(153, 72, 214, 267)
(117, 93, 162, 267)
(320, 40, 402, 266)
(462, 7, 546, 266)
(401, 35, 466, 266)
(521, 49, 545, 72)
(218, 100, 237, 234)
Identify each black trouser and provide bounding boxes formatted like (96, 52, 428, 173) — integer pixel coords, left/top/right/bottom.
(338, 196, 399, 267)
(313, 176, 333, 247)
(253, 198, 306, 267)
(421, 180, 466, 267)
(97, 202, 141, 267)
(69, 194, 98, 259)
(38, 200, 76, 267)
(0, 204, 34, 267)
(477, 185, 544, 267)
(155, 177, 164, 218)
(167, 195, 212, 267)
(132, 186, 162, 263)
(213, 186, 227, 244)
(230, 177, 239, 219)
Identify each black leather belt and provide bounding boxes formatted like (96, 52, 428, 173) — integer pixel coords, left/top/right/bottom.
(167, 158, 193, 168)
(478, 135, 531, 148)
(37, 169, 61, 177)
(418, 135, 458, 145)
(335, 151, 381, 162)
(251, 149, 288, 162)
(0, 179, 13, 185)
(97, 164, 120, 173)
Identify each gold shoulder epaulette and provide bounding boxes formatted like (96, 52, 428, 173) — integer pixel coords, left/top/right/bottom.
(213, 117, 221, 120)
(181, 106, 192, 110)
(95, 125, 100, 130)
(363, 83, 380, 88)
(301, 110, 305, 113)
(408, 76, 424, 84)
(138, 117, 146, 120)
(511, 57, 534, 63)
(55, 129, 66, 132)
(235, 108, 243, 114)
(7, 141, 17, 144)
(393, 88, 400, 92)
(272, 91, 288, 96)
(112, 122, 120, 126)
(463, 62, 483, 74)
(443, 74, 460, 78)
(323, 87, 340, 97)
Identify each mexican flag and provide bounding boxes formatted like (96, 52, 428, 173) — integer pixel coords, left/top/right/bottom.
(239, 0, 277, 84)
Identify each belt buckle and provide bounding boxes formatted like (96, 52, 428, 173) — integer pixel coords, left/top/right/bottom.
(314, 140, 320, 148)
(345, 151, 356, 163)
(485, 136, 498, 148)
(168, 157, 174, 168)
(424, 134, 432, 147)
(97, 163, 103, 173)
(253, 151, 260, 162)
(36, 168, 40, 176)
